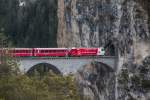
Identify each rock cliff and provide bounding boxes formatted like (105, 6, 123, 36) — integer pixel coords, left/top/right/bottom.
(57, 0, 150, 99)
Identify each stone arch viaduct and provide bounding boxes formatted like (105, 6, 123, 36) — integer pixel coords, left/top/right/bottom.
(18, 56, 118, 75)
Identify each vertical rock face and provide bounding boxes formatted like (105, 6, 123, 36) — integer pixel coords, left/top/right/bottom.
(57, 0, 150, 58)
(117, 56, 150, 100)
(57, 0, 66, 47)
(57, 0, 150, 100)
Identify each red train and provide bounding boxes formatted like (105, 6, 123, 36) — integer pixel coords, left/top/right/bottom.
(0, 47, 105, 57)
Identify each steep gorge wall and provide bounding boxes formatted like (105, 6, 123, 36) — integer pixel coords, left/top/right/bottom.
(57, 0, 150, 99)
(57, 0, 150, 62)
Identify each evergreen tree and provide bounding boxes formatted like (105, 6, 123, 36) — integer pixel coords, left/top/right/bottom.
(0, 54, 80, 100)
(0, 0, 58, 47)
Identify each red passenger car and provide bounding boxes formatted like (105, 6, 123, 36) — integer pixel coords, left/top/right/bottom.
(33, 48, 69, 57)
(11, 48, 33, 57)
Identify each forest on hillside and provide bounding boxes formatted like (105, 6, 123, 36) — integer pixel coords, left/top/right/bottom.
(0, 0, 58, 47)
(0, 58, 80, 100)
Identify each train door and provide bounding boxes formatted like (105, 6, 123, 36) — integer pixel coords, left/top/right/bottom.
(32, 48, 35, 57)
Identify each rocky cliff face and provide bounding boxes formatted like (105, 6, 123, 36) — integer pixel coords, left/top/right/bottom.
(57, 0, 150, 100)
(57, 0, 149, 46)
(117, 56, 150, 100)
(57, 0, 150, 66)
(57, 0, 150, 69)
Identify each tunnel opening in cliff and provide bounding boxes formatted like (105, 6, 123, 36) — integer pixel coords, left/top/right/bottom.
(104, 40, 117, 56)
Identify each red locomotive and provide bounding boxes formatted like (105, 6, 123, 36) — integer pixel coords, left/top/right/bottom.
(69, 47, 105, 56)
(0, 47, 105, 57)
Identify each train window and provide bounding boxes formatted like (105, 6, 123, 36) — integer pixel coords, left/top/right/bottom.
(41, 50, 45, 53)
(101, 48, 104, 51)
(50, 50, 53, 52)
(48, 50, 51, 53)
(16, 50, 18, 53)
(59, 50, 64, 52)
(38, 50, 67, 53)
(40, 50, 49, 53)
(27, 50, 31, 53)
(39, 50, 44, 53)
(24, 50, 27, 53)
(17, 50, 20, 53)
(14, 50, 18, 53)
(57, 50, 60, 52)
(13, 50, 29, 53)
(26, 50, 31, 53)
(21, 50, 23, 53)
(36, 50, 39, 53)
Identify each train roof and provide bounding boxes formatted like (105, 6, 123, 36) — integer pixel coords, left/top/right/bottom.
(34, 48, 68, 50)
(0, 47, 104, 50)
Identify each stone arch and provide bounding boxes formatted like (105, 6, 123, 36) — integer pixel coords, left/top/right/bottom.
(93, 61, 114, 72)
(77, 61, 114, 84)
(78, 61, 115, 72)
(26, 63, 62, 75)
